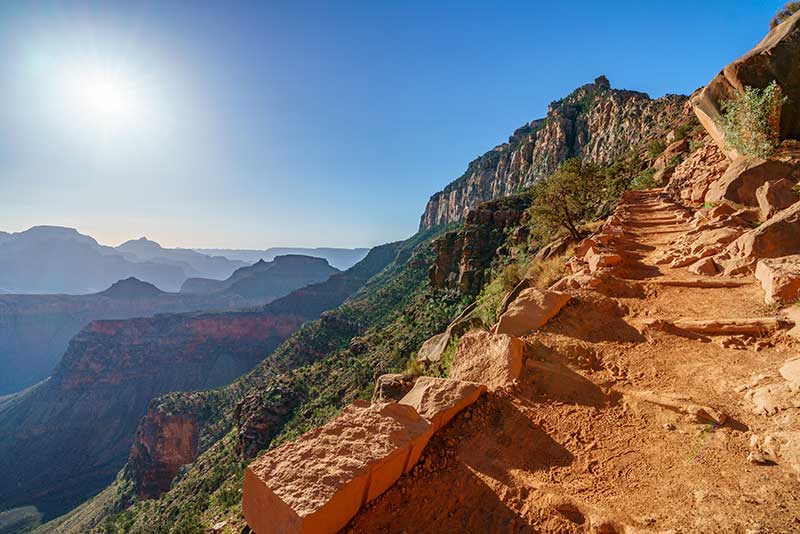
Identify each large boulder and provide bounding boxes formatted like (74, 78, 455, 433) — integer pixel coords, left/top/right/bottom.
(727, 201, 800, 261)
(692, 11, 800, 159)
(493, 287, 571, 337)
(243, 401, 432, 534)
(450, 331, 524, 391)
(756, 178, 799, 219)
(704, 157, 797, 206)
(398, 376, 486, 432)
(755, 255, 800, 304)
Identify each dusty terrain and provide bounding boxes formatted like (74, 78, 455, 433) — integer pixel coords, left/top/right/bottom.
(348, 190, 800, 534)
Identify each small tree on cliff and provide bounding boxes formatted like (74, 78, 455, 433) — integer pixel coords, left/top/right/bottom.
(530, 158, 598, 242)
(771, 2, 800, 28)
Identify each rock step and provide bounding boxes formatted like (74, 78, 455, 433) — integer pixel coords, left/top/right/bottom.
(641, 279, 750, 289)
(622, 389, 728, 425)
(643, 317, 793, 336)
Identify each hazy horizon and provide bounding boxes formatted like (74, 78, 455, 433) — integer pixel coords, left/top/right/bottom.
(0, 0, 781, 249)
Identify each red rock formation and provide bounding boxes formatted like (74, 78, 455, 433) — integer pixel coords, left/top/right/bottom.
(420, 77, 688, 229)
(128, 409, 199, 499)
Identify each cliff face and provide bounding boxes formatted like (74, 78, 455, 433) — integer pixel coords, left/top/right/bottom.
(420, 76, 688, 229)
(429, 193, 533, 295)
(128, 410, 199, 499)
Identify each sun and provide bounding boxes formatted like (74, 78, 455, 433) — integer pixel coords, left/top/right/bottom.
(76, 73, 135, 120)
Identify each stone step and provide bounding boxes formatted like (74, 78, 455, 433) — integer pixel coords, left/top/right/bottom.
(642, 317, 794, 336)
(640, 279, 750, 289)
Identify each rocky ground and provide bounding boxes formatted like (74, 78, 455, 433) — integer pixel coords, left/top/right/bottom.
(347, 190, 800, 534)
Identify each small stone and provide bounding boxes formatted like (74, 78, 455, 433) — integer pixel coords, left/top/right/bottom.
(747, 451, 770, 465)
(663, 423, 676, 431)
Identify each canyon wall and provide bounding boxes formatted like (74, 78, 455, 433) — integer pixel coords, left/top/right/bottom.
(420, 76, 688, 229)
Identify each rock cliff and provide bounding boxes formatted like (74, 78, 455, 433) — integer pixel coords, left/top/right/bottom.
(420, 76, 688, 229)
(429, 192, 532, 294)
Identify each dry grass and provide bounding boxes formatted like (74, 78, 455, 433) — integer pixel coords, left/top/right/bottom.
(526, 245, 573, 289)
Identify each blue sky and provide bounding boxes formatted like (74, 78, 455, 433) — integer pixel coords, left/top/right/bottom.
(0, 0, 782, 248)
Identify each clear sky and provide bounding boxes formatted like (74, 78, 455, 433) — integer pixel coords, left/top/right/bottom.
(0, 0, 782, 248)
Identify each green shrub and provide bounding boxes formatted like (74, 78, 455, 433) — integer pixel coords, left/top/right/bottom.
(770, 2, 800, 28)
(646, 140, 666, 160)
(630, 168, 657, 190)
(720, 81, 787, 158)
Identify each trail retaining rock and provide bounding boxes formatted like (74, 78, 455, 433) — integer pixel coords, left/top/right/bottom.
(399, 376, 486, 432)
(450, 331, 524, 391)
(494, 287, 571, 336)
(243, 401, 433, 534)
(755, 255, 800, 304)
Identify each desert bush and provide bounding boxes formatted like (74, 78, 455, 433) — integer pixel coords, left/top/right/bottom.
(630, 168, 658, 190)
(771, 2, 800, 28)
(526, 253, 569, 289)
(720, 81, 787, 158)
(646, 140, 666, 160)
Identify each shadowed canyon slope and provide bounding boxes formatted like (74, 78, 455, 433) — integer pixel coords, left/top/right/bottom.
(0, 245, 393, 522)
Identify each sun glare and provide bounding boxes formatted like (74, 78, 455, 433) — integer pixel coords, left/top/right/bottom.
(75, 73, 136, 120)
(80, 76, 132, 117)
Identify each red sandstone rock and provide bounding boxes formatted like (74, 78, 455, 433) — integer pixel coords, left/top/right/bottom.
(756, 179, 798, 219)
(755, 256, 800, 304)
(243, 401, 432, 534)
(399, 376, 486, 431)
(587, 251, 622, 273)
(493, 287, 571, 337)
(449, 331, 523, 391)
(688, 257, 719, 276)
(722, 202, 800, 272)
(705, 157, 797, 207)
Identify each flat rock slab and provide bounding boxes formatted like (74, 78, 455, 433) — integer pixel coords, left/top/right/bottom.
(493, 287, 571, 337)
(755, 255, 800, 305)
(399, 376, 486, 432)
(243, 401, 432, 534)
(644, 317, 792, 336)
(623, 389, 727, 426)
(450, 331, 523, 391)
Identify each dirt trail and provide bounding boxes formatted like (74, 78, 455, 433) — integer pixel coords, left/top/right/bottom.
(348, 190, 800, 534)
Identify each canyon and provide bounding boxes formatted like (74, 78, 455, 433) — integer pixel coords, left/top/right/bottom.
(0, 255, 340, 395)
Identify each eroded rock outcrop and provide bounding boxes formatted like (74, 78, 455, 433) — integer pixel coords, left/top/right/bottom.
(128, 408, 198, 499)
(756, 178, 799, 219)
(704, 157, 798, 206)
(429, 193, 532, 295)
(421, 77, 688, 229)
